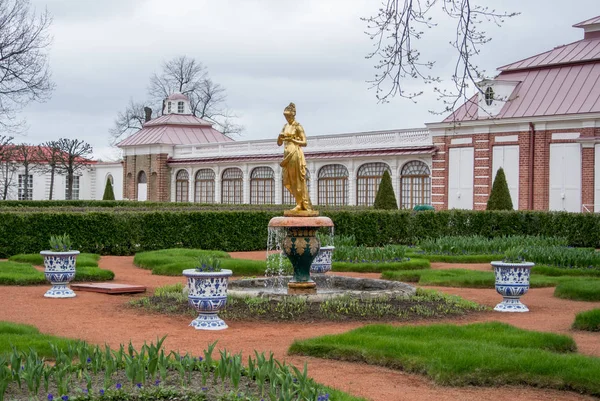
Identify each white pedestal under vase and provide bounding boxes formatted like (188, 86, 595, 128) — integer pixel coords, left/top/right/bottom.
(492, 261, 534, 312)
(40, 250, 80, 298)
(183, 268, 232, 330)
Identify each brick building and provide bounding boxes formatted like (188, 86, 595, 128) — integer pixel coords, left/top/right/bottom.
(426, 16, 600, 212)
(118, 16, 600, 212)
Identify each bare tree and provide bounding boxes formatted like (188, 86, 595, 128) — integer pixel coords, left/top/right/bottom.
(0, 0, 54, 131)
(34, 141, 61, 200)
(363, 0, 518, 113)
(0, 135, 16, 199)
(13, 143, 36, 200)
(108, 99, 148, 145)
(111, 55, 242, 144)
(54, 138, 92, 200)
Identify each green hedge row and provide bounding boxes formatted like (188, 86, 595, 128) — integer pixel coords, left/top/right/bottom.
(0, 209, 599, 257)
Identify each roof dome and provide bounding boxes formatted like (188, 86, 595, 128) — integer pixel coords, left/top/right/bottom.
(167, 93, 189, 101)
(164, 93, 191, 115)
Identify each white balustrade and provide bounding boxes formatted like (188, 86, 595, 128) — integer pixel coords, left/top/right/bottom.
(172, 128, 431, 160)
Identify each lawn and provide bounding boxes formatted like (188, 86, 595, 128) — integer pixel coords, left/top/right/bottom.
(7, 253, 114, 282)
(0, 321, 81, 356)
(289, 322, 600, 396)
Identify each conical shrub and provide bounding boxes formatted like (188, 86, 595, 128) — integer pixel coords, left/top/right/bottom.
(487, 167, 513, 210)
(374, 170, 398, 209)
(102, 178, 115, 201)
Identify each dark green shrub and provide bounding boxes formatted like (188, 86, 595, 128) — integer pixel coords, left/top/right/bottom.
(102, 178, 115, 200)
(572, 309, 600, 331)
(373, 170, 397, 210)
(487, 168, 513, 210)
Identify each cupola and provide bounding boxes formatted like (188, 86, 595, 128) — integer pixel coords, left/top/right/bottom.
(164, 93, 191, 115)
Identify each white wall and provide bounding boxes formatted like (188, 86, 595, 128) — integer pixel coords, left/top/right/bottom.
(94, 163, 123, 200)
(549, 143, 581, 212)
(492, 145, 520, 209)
(448, 147, 474, 209)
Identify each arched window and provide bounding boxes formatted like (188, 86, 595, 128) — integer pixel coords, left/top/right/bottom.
(175, 169, 189, 202)
(283, 170, 311, 205)
(137, 171, 147, 202)
(221, 168, 243, 204)
(250, 167, 275, 204)
(318, 165, 348, 206)
(485, 87, 494, 106)
(356, 162, 391, 206)
(401, 161, 431, 209)
(195, 169, 215, 203)
(106, 174, 114, 186)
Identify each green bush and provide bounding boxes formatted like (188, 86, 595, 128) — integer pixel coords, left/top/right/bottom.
(332, 258, 430, 273)
(373, 170, 397, 210)
(487, 168, 513, 210)
(572, 309, 600, 331)
(102, 178, 116, 200)
(2, 209, 600, 255)
(554, 280, 600, 301)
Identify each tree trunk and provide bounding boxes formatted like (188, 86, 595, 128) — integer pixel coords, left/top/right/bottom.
(2, 164, 9, 200)
(66, 171, 73, 200)
(23, 165, 29, 200)
(49, 165, 55, 200)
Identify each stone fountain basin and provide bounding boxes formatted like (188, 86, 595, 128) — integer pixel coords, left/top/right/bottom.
(229, 275, 416, 302)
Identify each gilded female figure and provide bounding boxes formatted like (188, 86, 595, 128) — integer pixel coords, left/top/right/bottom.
(278, 103, 313, 213)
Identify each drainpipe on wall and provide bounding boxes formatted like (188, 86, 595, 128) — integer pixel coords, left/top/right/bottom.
(528, 122, 535, 210)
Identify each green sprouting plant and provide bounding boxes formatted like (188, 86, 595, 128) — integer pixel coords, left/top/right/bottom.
(20, 350, 44, 399)
(48, 234, 73, 252)
(502, 247, 528, 263)
(0, 356, 12, 401)
(195, 255, 222, 272)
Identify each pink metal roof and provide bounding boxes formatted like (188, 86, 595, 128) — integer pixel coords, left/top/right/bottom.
(168, 146, 437, 165)
(574, 16, 600, 27)
(117, 113, 233, 147)
(443, 19, 600, 123)
(167, 93, 189, 101)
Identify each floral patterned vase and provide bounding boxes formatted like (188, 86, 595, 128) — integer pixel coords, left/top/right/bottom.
(183, 269, 232, 330)
(492, 261, 535, 312)
(40, 250, 80, 298)
(282, 227, 320, 283)
(310, 246, 334, 274)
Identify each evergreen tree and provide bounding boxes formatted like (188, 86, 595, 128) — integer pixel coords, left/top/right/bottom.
(487, 167, 513, 210)
(373, 170, 398, 209)
(102, 178, 115, 201)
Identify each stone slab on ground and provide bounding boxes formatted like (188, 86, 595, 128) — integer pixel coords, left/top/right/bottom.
(70, 283, 146, 294)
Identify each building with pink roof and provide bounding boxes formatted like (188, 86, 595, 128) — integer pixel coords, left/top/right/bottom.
(115, 16, 600, 211)
(426, 16, 600, 212)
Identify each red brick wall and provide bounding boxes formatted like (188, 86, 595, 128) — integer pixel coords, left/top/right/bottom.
(122, 153, 170, 201)
(432, 125, 598, 211)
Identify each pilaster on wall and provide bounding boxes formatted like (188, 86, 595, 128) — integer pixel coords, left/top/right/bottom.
(431, 137, 448, 210)
(473, 135, 491, 210)
(580, 127, 598, 212)
(517, 131, 531, 210)
(532, 130, 550, 210)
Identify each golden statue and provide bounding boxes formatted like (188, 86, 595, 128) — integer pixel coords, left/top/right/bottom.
(278, 102, 318, 216)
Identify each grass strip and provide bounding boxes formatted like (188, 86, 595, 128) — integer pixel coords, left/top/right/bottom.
(0, 321, 81, 356)
(332, 258, 430, 273)
(134, 248, 269, 276)
(572, 309, 600, 331)
(406, 252, 499, 263)
(0, 262, 45, 285)
(554, 281, 600, 301)
(380, 269, 596, 288)
(3, 254, 113, 283)
(9, 253, 101, 268)
(289, 322, 600, 396)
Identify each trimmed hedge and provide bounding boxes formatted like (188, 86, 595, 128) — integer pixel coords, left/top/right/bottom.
(1, 209, 600, 256)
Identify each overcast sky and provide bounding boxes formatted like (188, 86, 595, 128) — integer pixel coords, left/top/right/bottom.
(18, 0, 600, 160)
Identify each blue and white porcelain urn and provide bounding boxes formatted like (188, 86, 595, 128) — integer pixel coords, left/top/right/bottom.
(183, 268, 233, 330)
(310, 246, 334, 274)
(40, 250, 80, 298)
(492, 260, 535, 312)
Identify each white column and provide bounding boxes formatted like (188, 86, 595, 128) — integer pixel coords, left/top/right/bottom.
(188, 167, 194, 202)
(215, 166, 221, 204)
(243, 165, 250, 204)
(170, 170, 176, 203)
(308, 161, 316, 204)
(348, 169, 355, 206)
(275, 164, 282, 204)
(390, 162, 399, 207)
